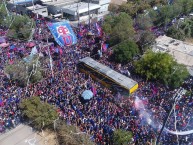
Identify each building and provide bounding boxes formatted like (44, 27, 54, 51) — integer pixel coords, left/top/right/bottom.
(8, 0, 49, 17)
(9, 0, 39, 6)
(62, 2, 100, 21)
(26, 4, 48, 17)
(43, 0, 109, 21)
(87, 0, 111, 14)
(42, 0, 79, 18)
(153, 35, 193, 76)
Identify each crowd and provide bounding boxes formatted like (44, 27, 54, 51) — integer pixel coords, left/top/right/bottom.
(0, 15, 193, 145)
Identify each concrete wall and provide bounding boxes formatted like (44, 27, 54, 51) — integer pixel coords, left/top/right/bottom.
(98, 3, 109, 13)
(47, 5, 62, 15)
(92, 0, 111, 5)
(32, 7, 48, 17)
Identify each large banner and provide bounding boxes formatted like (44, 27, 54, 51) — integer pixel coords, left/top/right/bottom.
(47, 22, 77, 47)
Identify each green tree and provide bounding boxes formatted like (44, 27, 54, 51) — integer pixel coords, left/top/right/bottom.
(176, 0, 193, 15)
(108, 3, 119, 13)
(149, 3, 182, 27)
(102, 12, 135, 46)
(113, 40, 139, 63)
(113, 129, 133, 145)
(179, 19, 193, 38)
(20, 96, 58, 130)
(0, 2, 8, 25)
(134, 50, 189, 88)
(119, 1, 151, 17)
(137, 30, 156, 52)
(118, 3, 137, 17)
(167, 63, 189, 88)
(135, 14, 153, 30)
(166, 25, 185, 40)
(148, 0, 168, 7)
(5, 55, 43, 87)
(5, 15, 35, 40)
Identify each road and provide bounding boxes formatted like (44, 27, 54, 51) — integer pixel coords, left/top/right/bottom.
(0, 124, 43, 145)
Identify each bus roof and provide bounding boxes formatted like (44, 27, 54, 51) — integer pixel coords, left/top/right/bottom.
(79, 57, 138, 90)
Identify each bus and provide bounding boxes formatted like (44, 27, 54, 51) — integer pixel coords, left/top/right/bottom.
(78, 57, 138, 96)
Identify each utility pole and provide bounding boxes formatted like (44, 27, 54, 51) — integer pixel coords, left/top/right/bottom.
(32, 0, 36, 17)
(76, 0, 79, 24)
(3, 0, 10, 17)
(88, 0, 91, 30)
(155, 88, 182, 145)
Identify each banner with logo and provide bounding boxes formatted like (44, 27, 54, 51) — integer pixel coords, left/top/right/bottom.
(47, 22, 77, 47)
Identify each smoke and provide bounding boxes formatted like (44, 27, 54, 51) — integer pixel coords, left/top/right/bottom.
(134, 96, 159, 129)
(134, 96, 193, 136)
(164, 128, 193, 136)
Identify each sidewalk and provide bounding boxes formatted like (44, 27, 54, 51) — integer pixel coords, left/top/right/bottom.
(0, 124, 42, 145)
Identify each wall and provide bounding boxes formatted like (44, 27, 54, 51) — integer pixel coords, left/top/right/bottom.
(32, 8, 48, 17)
(98, 3, 109, 13)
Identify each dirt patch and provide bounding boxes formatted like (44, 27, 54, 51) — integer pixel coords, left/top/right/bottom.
(37, 130, 58, 145)
(185, 38, 193, 43)
(111, 0, 127, 5)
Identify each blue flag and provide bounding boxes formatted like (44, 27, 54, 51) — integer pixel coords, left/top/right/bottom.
(47, 22, 77, 47)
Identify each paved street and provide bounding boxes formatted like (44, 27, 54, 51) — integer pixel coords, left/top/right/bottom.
(0, 124, 43, 145)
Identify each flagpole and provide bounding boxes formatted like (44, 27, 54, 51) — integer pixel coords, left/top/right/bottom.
(47, 37, 54, 78)
(88, 0, 91, 30)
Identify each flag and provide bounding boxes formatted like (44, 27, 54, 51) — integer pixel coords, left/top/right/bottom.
(30, 46, 38, 56)
(10, 44, 15, 50)
(95, 23, 102, 36)
(102, 43, 109, 52)
(78, 31, 83, 39)
(47, 21, 77, 47)
(55, 47, 59, 53)
(0, 98, 3, 106)
(59, 48, 63, 55)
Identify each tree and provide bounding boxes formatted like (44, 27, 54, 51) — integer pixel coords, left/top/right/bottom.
(20, 96, 58, 130)
(166, 25, 185, 40)
(108, 3, 119, 13)
(102, 12, 135, 46)
(167, 63, 189, 88)
(55, 120, 94, 145)
(118, 3, 137, 17)
(5, 15, 35, 40)
(0, 2, 8, 25)
(137, 30, 156, 52)
(134, 50, 189, 88)
(135, 14, 153, 30)
(149, 4, 182, 27)
(113, 129, 133, 145)
(166, 17, 193, 40)
(148, 0, 168, 7)
(176, 0, 193, 15)
(5, 55, 43, 87)
(113, 40, 139, 63)
(179, 19, 193, 38)
(119, 1, 151, 17)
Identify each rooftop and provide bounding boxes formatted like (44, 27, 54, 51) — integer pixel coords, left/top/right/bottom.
(153, 35, 193, 75)
(27, 4, 47, 10)
(42, 0, 78, 6)
(10, 0, 37, 4)
(62, 2, 101, 15)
